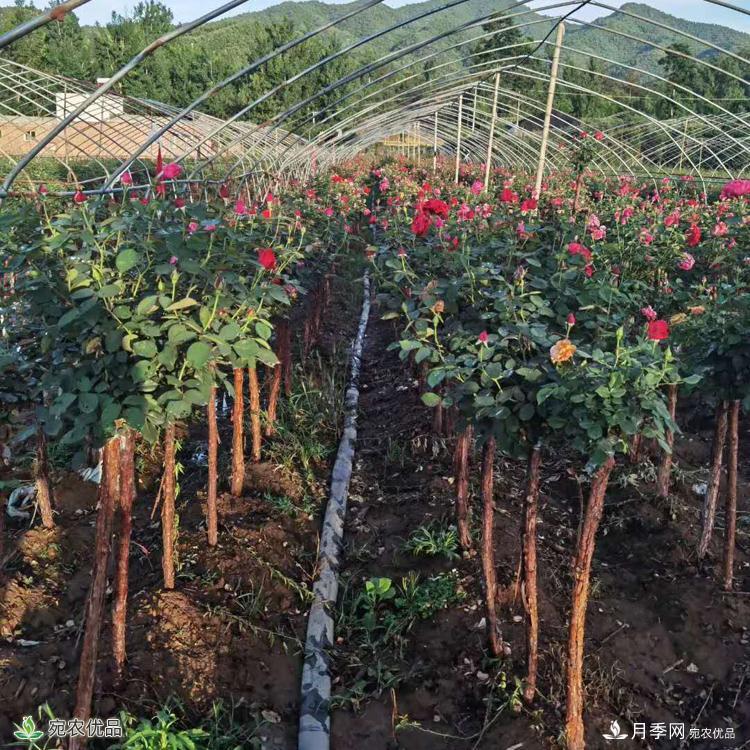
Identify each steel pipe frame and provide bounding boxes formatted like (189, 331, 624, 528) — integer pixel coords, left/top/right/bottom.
(214, 2, 748, 185)
(1, 0, 261, 196)
(269, 19, 744, 189)
(0, 0, 93, 50)
(0, 0, 747, 192)
(198, 1, 592, 180)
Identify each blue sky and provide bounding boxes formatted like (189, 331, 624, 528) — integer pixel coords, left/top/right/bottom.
(71, 0, 750, 32)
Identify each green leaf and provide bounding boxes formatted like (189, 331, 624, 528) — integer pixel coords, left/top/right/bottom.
(136, 295, 159, 316)
(218, 322, 241, 342)
(133, 340, 158, 358)
(98, 283, 121, 299)
(519, 403, 535, 421)
(255, 321, 273, 340)
(115, 248, 139, 273)
(167, 297, 200, 312)
(186, 341, 212, 369)
(79, 392, 98, 414)
(421, 392, 442, 407)
(58, 308, 79, 328)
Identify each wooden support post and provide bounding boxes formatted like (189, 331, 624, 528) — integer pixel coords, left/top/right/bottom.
(533, 22, 565, 200)
(432, 111, 438, 172)
(484, 72, 500, 192)
(454, 94, 463, 185)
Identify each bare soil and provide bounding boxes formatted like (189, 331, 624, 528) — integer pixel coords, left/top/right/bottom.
(330, 314, 750, 750)
(0, 275, 360, 748)
(1, 286, 748, 750)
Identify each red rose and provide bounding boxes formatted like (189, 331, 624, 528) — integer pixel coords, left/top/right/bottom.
(423, 198, 449, 218)
(567, 242, 593, 263)
(411, 211, 432, 237)
(647, 320, 669, 340)
(685, 223, 701, 247)
(258, 248, 276, 270)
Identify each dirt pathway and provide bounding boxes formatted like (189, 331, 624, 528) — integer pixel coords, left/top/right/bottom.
(330, 313, 750, 750)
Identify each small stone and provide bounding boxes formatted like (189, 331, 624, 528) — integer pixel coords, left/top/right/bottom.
(261, 709, 281, 724)
(512, 615, 523, 623)
(476, 671, 489, 682)
(686, 663, 699, 674)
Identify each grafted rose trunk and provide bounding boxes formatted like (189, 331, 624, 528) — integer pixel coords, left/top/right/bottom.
(34, 427, 54, 528)
(162, 423, 176, 590)
(698, 400, 729, 559)
(453, 427, 473, 551)
(656, 384, 678, 498)
(207, 386, 218, 546)
(432, 398, 444, 436)
(417, 361, 428, 395)
(230, 367, 245, 496)
(629, 432, 642, 464)
(248, 365, 262, 462)
(71, 437, 119, 750)
(266, 357, 282, 438)
(573, 172, 584, 212)
(481, 436, 501, 656)
(723, 400, 740, 590)
(522, 445, 542, 703)
(565, 456, 615, 750)
(277, 319, 293, 397)
(112, 429, 136, 683)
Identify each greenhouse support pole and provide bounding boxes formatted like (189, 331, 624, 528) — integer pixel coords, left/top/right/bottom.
(471, 85, 478, 131)
(533, 21, 565, 200)
(454, 94, 463, 185)
(484, 73, 500, 192)
(415, 123, 421, 166)
(433, 111, 439, 172)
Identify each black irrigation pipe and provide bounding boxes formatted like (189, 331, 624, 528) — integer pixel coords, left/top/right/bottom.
(298, 269, 371, 750)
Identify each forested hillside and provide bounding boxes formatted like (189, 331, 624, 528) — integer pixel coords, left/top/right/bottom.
(1, 0, 747, 127)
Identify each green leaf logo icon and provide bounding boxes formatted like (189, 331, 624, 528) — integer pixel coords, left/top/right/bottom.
(13, 715, 44, 743)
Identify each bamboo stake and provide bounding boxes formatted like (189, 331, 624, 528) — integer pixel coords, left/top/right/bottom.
(454, 94, 463, 185)
(207, 385, 218, 546)
(71, 437, 119, 750)
(230, 367, 245, 496)
(162, 423, 176, 590)
(454, 427, 473, 551)
(481, 436, 501, 656)
(533, 22, 565, 200)
(522, 444, 542, 703)
(248, 364, 262, 462)
(656, 384, 678, 498)
(565, 455, 615, 750)
(34, 427, 54, 529)
(723, 400, 740, 590)
(112, 429, 136, 683)
(698, 400, 729, 558)
(432, 111, 438, 173)
(483, 72, 500, 192)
